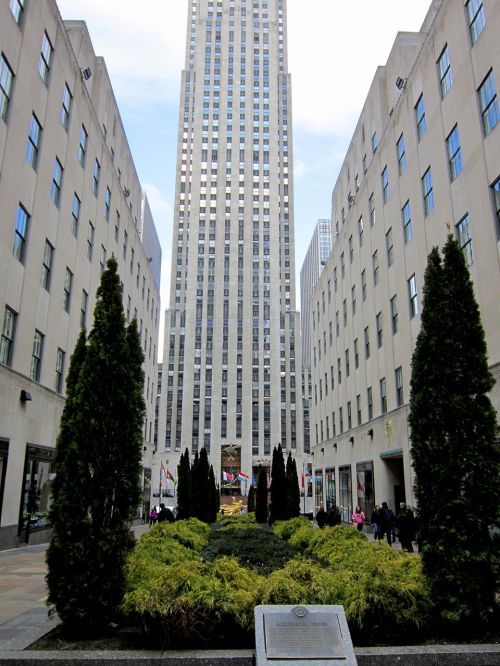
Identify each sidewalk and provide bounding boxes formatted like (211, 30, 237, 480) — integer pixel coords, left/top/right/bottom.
(0, 523, 149, 649)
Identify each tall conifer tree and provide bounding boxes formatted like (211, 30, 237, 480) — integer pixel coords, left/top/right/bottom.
(269, 444, 287, 524)
(47, 257, 145, 633)
(409, 238, 499, 624)
(255, 467, 268, 523)
(176, 448, 192, 520)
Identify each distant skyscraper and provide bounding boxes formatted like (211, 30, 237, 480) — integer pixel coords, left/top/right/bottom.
(158, 0, 303, 488)
(300, 219, 332, 368)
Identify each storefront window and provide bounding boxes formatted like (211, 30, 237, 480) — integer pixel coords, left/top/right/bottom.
(19, 444, 55, 537)
(325, 467, 336, 510)
(314, 469, 323, 511)
(339, 464, 352, 523)
(356, 461, 375, 522)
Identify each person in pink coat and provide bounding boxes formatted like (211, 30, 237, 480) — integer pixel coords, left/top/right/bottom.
(352, 505, 366, 531)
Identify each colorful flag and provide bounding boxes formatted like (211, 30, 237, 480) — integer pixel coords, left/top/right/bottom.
(166, 468, 175, 483)
(225, 471, 234, 481)
(238, 472, 249, 482)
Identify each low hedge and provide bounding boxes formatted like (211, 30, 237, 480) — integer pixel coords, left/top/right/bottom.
(123, 517, 433, 647)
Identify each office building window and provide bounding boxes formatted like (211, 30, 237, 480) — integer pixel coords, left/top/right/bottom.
(446, 125, 462, 180)
(92, 159, 101, 195)
(38, 32, 53, 84)
(78, 125, 88, 166)
(361, 269, 367, 301)
(9, 0, 25, 23)
(381, 165, 389, 203)
(81, 290, 88, 329)
(123, 230, 128, 259)
(60, 83, 72, 129)
(104, 187, 111, 221)
(372, 250, 379, 286)
(50, 158, 63, 207)
(13, 204, 29, 263)
(380, 378, 387, 414)
(456, 214, 473, 265)
(115, 211, 120, 241)
(376, 312, 383, 348)
(402, 200, 412, 243)
(26, 114, 42, 169)
(0, 307, 17, 366)
(371, 131, 378, 154)
(391, 295, 399, 334)
(364, 326, 370, 359)
(367, 387, 373, 420)
(415, 94, 426, 140)
(408, 274, 419, 318)
(71, 193, 80, 237)
(369, 193, 376, 226)
(422, 167, 434, 215)
(466, 0, 485, 44)
(100, 245, 106, 274)
(385, 227, 393, 266)
(86, 222, 94, 260)
(396, 133, 406, 174)
(55, 348, 65, 393)
(0, 54, 14, 121)
(41, 240, 53, 291)
(395, 367, 404, 407)
(492, 176, 500, 235)
(30, 330, 44, 381)
(437, 45, 452, 98)
(63, 268, 73, 313)
(478, 70, 498, 136)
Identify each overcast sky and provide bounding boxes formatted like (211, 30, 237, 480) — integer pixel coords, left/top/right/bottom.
(57, 0, 431, 354)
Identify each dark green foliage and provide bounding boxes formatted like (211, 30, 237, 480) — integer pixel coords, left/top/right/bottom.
(201, 526, 297, 575)
(409, 237, 500, 625)
(208, 465, 218, 523)
(190, 451, 200, 520)
(247, 485, 256, 513)
(255, 467, 268, 523)
(176, 448, 192, 520)
(269, 444, 287, 524)
(286, 453, 300, 519)
(46, 256, 145, 634)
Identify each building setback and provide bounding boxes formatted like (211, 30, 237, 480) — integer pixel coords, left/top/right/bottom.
(309, 0, 500, 522)
(0, 0, 161, 549)
(157, 0, 304, 495)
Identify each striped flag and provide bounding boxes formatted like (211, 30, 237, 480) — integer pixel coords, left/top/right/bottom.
(238, 472, 249, 482)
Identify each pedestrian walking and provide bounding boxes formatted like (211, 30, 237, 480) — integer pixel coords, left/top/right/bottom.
(370, 504, 381, 540)
(352, 505, 366, 531)
(149, 506, 158, 526)
(396, 504, 416, 552)
(326, 505, 342, 527)
(157, 503, 175, 523)
(379, 501, 396, 545)
(316, 506, 327, 528)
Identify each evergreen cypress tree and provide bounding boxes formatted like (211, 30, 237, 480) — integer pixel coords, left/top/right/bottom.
(286, 456, 300, 518)
(269, 444, 287, 524)
(176, 448, 192, 520)
(191, 451, 200, 519)
(46, 257, 145, 633)
(255, 467, 268, 523)
(208, 464, 218, 522)
(409, 237, 500, 625)
(195, 447, 211, 522)
(247, 485, 256, 513)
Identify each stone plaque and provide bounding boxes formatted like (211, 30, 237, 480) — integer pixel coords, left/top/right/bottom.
(265, 608, 345, 659)
(255, 605, 357, 666)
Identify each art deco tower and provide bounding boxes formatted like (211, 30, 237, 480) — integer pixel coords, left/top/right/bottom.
(159, 0, 302, 488)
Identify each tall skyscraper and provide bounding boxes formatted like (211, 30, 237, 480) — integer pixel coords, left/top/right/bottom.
(158, 0, 303, 491)
(300, 219, 332, 369)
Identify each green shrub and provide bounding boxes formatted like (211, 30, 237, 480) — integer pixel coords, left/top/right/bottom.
(124, 517, 433, 647)
(202, 526, 296, 575)
(217, 513, 256, 527)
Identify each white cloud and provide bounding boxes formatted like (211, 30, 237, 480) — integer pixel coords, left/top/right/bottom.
(57, 0, 187, 106)
(288, 0, 430, 136)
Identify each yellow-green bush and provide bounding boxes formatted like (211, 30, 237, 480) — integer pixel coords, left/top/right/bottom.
(123, 518, 433, 647)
